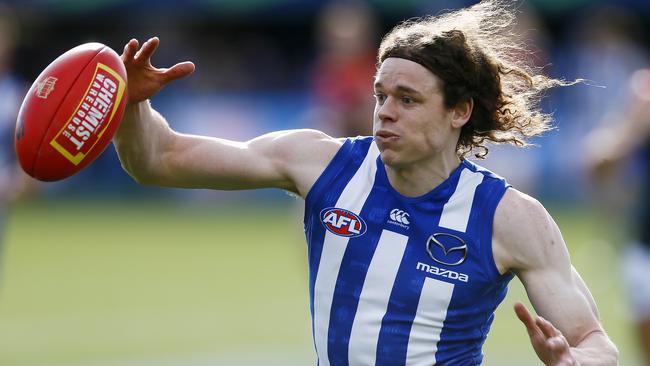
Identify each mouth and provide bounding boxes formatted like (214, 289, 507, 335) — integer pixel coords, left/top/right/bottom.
(375, 130, 400, 142)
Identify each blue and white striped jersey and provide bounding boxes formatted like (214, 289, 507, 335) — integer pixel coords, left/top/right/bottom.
(304, 136, 514, 366)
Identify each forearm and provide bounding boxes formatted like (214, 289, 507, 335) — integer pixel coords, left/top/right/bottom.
(113, 100, 174, 184)
(112, 101, 301, 191)
(570, 331, 619, 366)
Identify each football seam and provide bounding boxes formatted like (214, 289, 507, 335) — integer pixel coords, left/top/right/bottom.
(30, 46, 106, 176)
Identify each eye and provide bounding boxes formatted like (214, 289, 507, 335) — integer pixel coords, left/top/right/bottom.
(401, 96, 414, 104)
(374, 93, 386, 104)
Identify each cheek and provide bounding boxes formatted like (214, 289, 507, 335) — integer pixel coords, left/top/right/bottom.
(372, 103, 382, 120)
(413, 118, 445, 149)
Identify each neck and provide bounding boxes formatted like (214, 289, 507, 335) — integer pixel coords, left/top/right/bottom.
(384, 149, 461, 197)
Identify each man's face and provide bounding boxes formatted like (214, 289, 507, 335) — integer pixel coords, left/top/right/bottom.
(373, 58, 461, 168)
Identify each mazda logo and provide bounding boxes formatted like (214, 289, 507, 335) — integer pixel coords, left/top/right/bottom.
(426, 233, 468, 266)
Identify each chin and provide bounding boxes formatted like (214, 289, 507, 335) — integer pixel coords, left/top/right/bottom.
(379, 149, 400, 167)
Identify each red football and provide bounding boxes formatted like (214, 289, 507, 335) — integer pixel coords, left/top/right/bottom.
(15, 43, 128, 181)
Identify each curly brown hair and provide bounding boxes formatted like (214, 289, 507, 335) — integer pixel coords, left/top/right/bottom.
(378, 0, 577, 158)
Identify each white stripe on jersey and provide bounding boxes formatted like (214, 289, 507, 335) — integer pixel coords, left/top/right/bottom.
(348, 230, 409, 365)
(313, 142, 380, 366)
(405, 277, 455, 365)
(438, 168, 484, 232)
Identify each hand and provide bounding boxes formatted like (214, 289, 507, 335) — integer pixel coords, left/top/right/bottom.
(514, 302, 579, 366)
(121, 37, 195, 104)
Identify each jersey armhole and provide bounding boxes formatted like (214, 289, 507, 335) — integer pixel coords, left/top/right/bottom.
(481, 183, 515, 281)
(303, 138, 355, 224)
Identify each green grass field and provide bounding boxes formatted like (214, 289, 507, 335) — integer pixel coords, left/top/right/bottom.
(0, 200, 642, 365)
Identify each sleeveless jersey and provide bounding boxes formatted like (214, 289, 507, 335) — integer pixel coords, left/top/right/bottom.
(304, 137, 513, 366)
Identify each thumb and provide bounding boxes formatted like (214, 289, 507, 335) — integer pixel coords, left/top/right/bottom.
(514, 302, 534, 329)
(514, 302, 545, 340)
(162, 61, 196, 83)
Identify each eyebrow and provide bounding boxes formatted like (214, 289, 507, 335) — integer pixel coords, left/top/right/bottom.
(374, 82, 424, 97)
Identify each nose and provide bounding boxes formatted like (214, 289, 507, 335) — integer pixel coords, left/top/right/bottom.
(376, 97, 397, 123)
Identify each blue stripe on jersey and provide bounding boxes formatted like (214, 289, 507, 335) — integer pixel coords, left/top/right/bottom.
(348, 230, 410, 365)
(313, 161, 382, 365)
(374, 243, 425, 365)
(432, 160, 512, 365)
(326, 157, 393, 365)
(374, 161, 467, 365)
(304, 137, 373, 343)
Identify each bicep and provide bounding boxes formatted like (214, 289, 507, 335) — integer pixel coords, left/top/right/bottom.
(158, 129, 341, 195)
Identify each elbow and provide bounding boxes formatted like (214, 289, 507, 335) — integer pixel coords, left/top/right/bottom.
(573, 330, 619, 366)
(599, 332, 619, 366)
(607, 342, 620, 366)
(594, 337, 619, 366)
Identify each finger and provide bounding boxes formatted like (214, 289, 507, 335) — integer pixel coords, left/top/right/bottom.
(162, 61, 196, 82)
(536, 316, 561, 339)
(135, 37, 160, 64)
(122, 39, 139, 63)
(514, 302, 537, 333)
(514, 303, 546, 343)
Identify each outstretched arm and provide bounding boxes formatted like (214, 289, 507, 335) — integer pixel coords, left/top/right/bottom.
(493, 189, 619, 366)
(113, 37, 342, 197)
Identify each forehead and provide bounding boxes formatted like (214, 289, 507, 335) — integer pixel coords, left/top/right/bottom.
(375, 57, 441, 92)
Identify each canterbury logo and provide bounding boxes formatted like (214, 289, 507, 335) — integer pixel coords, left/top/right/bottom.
(389, 209, 410, 225)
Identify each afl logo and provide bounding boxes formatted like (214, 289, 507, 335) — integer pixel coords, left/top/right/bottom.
(320, 207, 367, 238)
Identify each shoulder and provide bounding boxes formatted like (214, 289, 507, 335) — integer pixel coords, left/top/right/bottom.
(494, 188, 548, 226)
(461, 159, 510, 195)
(261, 129, 346, 197)
(493, 188, 561, 273)
(263, 129, 343, 165)
(266, 128, 342, 147)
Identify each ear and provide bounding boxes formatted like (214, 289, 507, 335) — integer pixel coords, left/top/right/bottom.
(450, 98, 474, 129)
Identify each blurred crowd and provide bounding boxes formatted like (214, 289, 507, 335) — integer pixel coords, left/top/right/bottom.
(0, 0, 648, 201)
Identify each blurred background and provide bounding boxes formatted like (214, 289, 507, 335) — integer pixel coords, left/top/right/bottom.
(1, 0, 650, 365)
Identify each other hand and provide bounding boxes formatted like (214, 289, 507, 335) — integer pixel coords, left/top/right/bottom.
(121, 37, 195, 104)
(514, 302, 579, 366)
